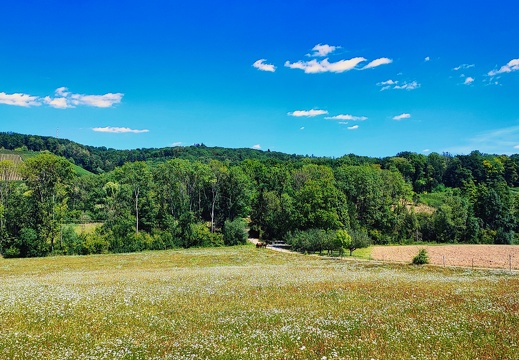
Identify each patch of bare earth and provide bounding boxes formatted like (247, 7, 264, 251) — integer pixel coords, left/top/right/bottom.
(371, 245, 519, 270)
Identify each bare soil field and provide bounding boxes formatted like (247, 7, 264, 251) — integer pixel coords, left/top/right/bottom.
(371, 244, 519, 270)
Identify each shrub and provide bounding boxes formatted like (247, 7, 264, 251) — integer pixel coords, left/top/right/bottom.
(412, 248, 429, 265)
(223, 218, 247, 246)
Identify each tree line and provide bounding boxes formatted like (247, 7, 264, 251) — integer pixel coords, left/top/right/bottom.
(0, 134, 519, 258)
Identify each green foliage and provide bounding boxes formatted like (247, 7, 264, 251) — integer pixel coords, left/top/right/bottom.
(4, 132, 519, 258)
(412, 249, 429, 265)
(223, 218, 248, 246)
(285, 229, 338, 254)
(346, 229, 372, 256)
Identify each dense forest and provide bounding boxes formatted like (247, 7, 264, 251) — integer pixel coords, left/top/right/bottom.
(1, 132, 519, 258)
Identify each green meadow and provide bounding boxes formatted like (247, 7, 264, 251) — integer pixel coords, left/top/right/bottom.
(0, 245, 518, 359)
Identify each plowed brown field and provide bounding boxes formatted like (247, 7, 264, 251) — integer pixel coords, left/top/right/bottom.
(371, 245, 519, 270)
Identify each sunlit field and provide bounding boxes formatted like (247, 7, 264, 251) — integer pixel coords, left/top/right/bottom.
(1, 245, 518, 359)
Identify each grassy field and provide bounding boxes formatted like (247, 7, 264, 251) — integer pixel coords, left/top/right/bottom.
(0, 245, 518, 359)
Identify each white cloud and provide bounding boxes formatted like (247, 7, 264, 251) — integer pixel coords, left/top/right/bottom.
(43, 96, 70, 109)
(488, 59, 519, 76)
(378, 79, 398, 86)
(325, 114, 367, 121)
(378, 80, 420, 91)
(454, 64, 475, 71)
(393, 113, 411, 120)
(288, 109, 328, 117)
(464, 77, 475, 85)
(362, 57, 393, 70)
(70, 93, 123, 108)
(307, 44, 338, 57)
(0, 92, 41, 107)
(347, 125, 359, 130)
(252, 144, 261, 150)
(299, 127, 305, 130)
(338, 122, 348, 125)
(253, 59, 276, 72)
(171, 142, 183, 147)
(425, 56, 430, 62)
(0, 87, 124, 108)
(285, 57, 367, 74)
(423, 149, 430, 153)
(394, 81, 420, 90)
(92, 126, 149, 134)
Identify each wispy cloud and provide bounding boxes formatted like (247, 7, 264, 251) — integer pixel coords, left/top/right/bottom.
(288, 109, 328, 117)
(325, 114, 367, 121)
(285, 57, 366, 74)
(377, 80, 420, 91)
(394, 81, 420, 90)
(0, 87, 123, 108)
(92, 126, 149, 134)
(253, 59, 276, 72)
(307, 44, 338, 57)
(252, 144, 261, 150)
(464, 77, 475, 85)
(171, 142, 183, 147)
(299, 127, 305, 131)
(425, 56, 430, 62)
(454, 64, 475, 71)
(423, 149, 430, 153)
(0, 92, 41, 107)
(446, 125, 519, 155)
(362, 57, 392, 70)
(393, 113, 411, 120)
(488, 59, 519, 76)
(347, 125, 359, 130)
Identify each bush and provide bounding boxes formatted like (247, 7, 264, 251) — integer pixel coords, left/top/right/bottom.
(412, 248, 429, 265)
(223, 218, 248, 246)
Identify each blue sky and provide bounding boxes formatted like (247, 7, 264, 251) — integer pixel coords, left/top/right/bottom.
(1, 0, 518, 157)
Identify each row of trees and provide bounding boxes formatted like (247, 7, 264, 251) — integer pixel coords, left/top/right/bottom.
(1, 144, 518, 257)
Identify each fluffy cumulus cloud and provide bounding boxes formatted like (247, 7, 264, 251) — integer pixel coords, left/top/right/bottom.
(92, 127, 149, 134)
(307, 44, 339, 57)
(325, 114, 367, 121)
(488, 59, 519, 76)
(464, 77, 475, 85)
(347, 125, 359, 130)
(392, 113, 411, 121)
(362, 57, 393, 70)
(253, 59, 276, 72)
(0, 87, 123, 108)
(252, 144, 261, 150)
(377, 80, 420, 91)
(0, 92, 41, 107)
(288, 109, 328, 117)
(425, 56, 430, 62)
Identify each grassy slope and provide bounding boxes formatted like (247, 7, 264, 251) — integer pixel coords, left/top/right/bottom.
(0, 245, 517, 359)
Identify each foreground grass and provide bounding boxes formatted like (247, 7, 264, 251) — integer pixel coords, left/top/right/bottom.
(0, 246, 518, 359)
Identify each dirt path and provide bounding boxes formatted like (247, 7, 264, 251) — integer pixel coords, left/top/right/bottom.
(371, 245, 519, 270)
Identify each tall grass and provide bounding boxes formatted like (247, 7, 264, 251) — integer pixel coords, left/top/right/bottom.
(0, 246, 517, 359)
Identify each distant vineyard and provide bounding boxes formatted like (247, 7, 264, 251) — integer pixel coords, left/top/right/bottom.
(0, 154, 23, 181)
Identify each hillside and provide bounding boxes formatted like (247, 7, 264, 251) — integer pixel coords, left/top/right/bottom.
(0, 148, 93, 178)
(0, 132, 314, 174)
